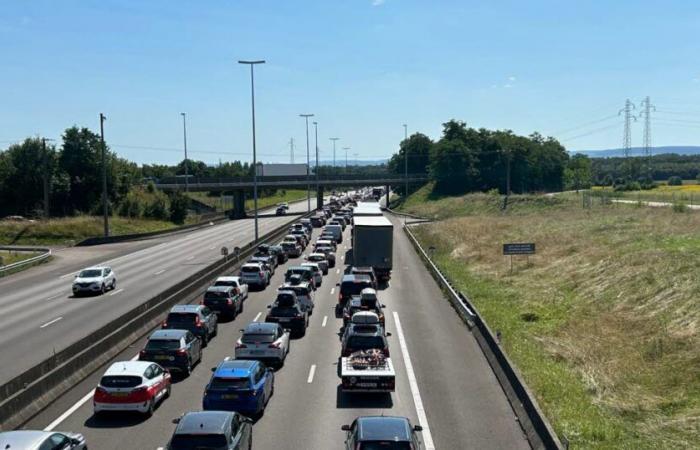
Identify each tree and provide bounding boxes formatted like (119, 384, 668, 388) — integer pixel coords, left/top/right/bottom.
(564, 154, 592, 191)
(59, 127, 110, 213)
(668, 176, 683, 186)
(169, 191, 190, 224)
(387, 133, 433, 195)
(430, 121, 479, 194)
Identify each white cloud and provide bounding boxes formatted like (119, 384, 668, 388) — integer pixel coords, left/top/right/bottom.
(693, 77, 700, 83)
(372, 0, 385, 6)
(508, 76, 516, 81)
(504, 83, 513, 88)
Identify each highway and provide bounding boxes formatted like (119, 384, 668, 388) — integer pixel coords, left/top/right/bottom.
(0, 199, 313, 385)
(23, 213, 531, 449)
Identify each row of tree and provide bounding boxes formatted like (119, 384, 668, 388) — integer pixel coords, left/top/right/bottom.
(590, 153, 700, 184)
(387, 120, 580, 195)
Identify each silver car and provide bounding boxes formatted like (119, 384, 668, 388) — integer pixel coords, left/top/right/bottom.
(72, 266, 116, 296)
(306, 253, 329, 274)
(0, 430, 87, 450)
(301, 262, 323, 287)
(235, 322, 290, 367)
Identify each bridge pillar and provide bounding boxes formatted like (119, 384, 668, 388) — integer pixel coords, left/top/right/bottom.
(385, 184, 390, 208)
(231, 190, 247, 219)
(316, 186, 324, 210)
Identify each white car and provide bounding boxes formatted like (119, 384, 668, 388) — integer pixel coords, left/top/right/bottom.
(305, 253, 329, 274)
(72, 266, 116, 296)
(213, 276, 249, 300)
(235, 322, 290, 367)
(301, 262, 323, 287)
(239, 263, 270, 288)
(93, 361, 171, 416)
(0, 430, 87, 450)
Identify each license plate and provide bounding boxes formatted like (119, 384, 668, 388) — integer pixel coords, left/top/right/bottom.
(223, 394, 238, 399)
(154, 355, 170, 360)
(250, 350, 265, 355)
(111, 392, 129, 397)
(278, 318, 291, 323)
(357, 383, 377, 388)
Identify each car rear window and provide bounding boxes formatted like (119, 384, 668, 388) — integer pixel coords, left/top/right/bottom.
(208, 377, 250, 390)
(241, 266, 261, 273)
(270, 307, 299, 317)
(146, 339, 181, 351)
(347, 336, 386, 350)
(213, 280, 235, 287)
(242, 333, 276, 344)
(100, 375, 142, 388)
(276, 293, 296, 307)
(167, 313, 197, 324)
(205, 291, 229, 299)
(169, 434, 228, 449)
(341, 281, 372, 296)
(359, 443, 412, 450)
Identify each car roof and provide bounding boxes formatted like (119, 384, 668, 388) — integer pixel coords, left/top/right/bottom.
(81, 266, 108, 271)
(213, 359, 257, 377)
(301, 262, 319, 268)
(309, 252, 326, 257)
(244, 322, 279, 334)
(281, 282, 310, 290)
(170, 304, 203, 314)
(357, 416, 412, 441)
(352, 266, 374, 272)
(206, 285, 232, 293)
(241, 262, 263, 268)
(341, 274, 372, 283)
(0, 430, 55, 448)
(149, 329, 187, 340)
(175, 411, 233, 435)
(287, 265, 312, 271)
(104, 360, 152, 376)
(215, 276, 240, 282)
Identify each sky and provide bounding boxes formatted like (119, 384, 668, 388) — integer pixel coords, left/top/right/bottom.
(1, 0, 700, 165)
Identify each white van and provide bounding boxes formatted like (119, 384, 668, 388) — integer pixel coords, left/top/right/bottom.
(323, 224, 343, 244)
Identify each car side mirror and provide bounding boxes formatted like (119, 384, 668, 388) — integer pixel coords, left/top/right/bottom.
(211, 367, 217, 372)
(336, 282, 340, 286)
(71, 438, 82, 446)
(284, 328, 291, 333)
(381, 304, 386, 308)
(386, 332, 392, 337)
(239, 329, 244, 332)
(267, 305, 271, 308)
(341, 424, 351, 431)
(414, 425, 423, 432)
(172, 417, 182, 424)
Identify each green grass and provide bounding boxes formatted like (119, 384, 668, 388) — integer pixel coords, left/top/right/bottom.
(0, 216, 180, 246)
(187, 189, 308, 212)
(0, 250, 41, 265)
(406, 185, 700, 449)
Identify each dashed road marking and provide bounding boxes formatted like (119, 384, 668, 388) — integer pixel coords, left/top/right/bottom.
(307, 364, 316, 383)
(186, 256, 195, 261)
(322, 315, 328, 327)
(330, 287, 335, 295)
(46, 294, 63, 301)
(336, 269, 340, 274)
(40, 317, 62, 328)
(59, 272, 77, 279)
(108, 288, 124, 296)
(253, 312, 261, 322)
(154, 269, 166, 275)
(393, 311, 435, 450)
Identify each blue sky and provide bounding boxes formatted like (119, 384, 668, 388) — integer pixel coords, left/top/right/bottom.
(2, 0, 700, 165)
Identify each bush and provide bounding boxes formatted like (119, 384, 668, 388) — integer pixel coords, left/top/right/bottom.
(144, 195, 170, 221)
(672, 201, 687, 213)
(168, 191, 190, 225)
(117, 191, 143, 218)
(668, 176, 683, 186)
(117, 187, 171, 221)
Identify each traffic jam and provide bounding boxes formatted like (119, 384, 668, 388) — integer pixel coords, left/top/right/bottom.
(2, 190, 426, 450)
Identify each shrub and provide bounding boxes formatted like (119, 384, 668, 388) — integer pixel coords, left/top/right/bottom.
(668, 176, 683, 186)
(144, 194, 170, 221)
(672, 201, 687, 213)
(168, 191, 190, 225)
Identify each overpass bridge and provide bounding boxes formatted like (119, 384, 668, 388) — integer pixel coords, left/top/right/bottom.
(155, 173, 429, 218)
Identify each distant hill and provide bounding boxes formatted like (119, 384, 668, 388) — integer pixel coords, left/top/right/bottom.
(571, 146, 700, 158)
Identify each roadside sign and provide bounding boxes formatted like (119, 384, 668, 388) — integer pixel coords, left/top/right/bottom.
(221, 247, 229, 256)
(233, 246, 241, 257)
(503, 243, 535, 255)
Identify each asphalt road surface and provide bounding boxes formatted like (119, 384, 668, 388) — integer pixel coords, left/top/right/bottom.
(23, 213, 530, 449)
(0, 199, 313, 384)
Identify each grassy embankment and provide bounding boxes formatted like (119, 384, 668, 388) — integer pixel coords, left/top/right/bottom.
(592, 181, 700, 204)
(0, 250, 42, 265)
(187, 189, 308, 212)
(398, 183, 700, 449)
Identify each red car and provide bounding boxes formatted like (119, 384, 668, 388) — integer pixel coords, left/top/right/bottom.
(93, 361, 171, 416)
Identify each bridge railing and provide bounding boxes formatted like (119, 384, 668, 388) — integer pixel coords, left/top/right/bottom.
(154, 173, 429, 187)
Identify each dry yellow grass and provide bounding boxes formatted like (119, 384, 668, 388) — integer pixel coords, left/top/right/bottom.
(413, 198, 700, 449)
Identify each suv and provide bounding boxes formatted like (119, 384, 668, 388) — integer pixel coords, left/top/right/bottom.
(0, 431, 86, 450)
(351, 267, 378, 289)
(299, 218, 313, 232)
(203, 285, 243, 319)
(268, 245, 289, 264)
(341, 416, 424, 450)
(283, 234, 306, 250)
(311, 215, 325, 227)
(341, 313, 391, 357)
(301, 262, 323, 287)
(342, 295, 386, 328)
(278, 280, 315, 314)
(239, 263, 270, 289)
(265, 293, 309, 337)
(314, 245, 336, 268)
(203, 359, 274, 417)
(93, 361, 171, 416)
(337, 274, 374, 313)
(281, 241, 302, 258)
(284, 266, 316, 290)
(168, 410, 252, 450)
(163, 304, 218, 346)
(235, 322, 290, 367)
(72, 266, 116, 296)
(213, 276, 249, 301)
(249, 255, 276, 274)
(140, 329, 202, 375)
(306, 252, 329, 274)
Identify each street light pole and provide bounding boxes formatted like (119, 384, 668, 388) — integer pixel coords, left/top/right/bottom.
(329, 137, 339, 173)
(300, 114, 314, 212)
(99, 113, 109, 237)
(403, 123, 408, 199)
(238, 59, 265, 241)
(343, 147, 350, 175)
(41, 138, 54, 219)
(313, 121, 319, 198)
(181, 112, 189, 194)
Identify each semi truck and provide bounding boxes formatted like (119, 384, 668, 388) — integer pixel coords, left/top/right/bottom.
(352, 215, 393, 281)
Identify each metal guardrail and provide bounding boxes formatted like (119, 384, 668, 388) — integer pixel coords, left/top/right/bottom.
(0, 247, 52, 277)
(401, 222, 563, 450)
(0, 212, 313, 430)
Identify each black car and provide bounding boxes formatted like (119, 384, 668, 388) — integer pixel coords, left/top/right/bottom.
(351, 266, 378, 289)
(342, 296, 386, 327)
(163, 304, 218, 346)
(251, 254, 277, 271)
(284, 266, 316, 290)
(269, 245, 289, 264)
(342, 416, 423, 450)
(265, 292, 309, 337)
(168, 411, 252, 450)
(140, 329, 202, 375)
(336, 274, 374, 312)
(203, 285, 243, 319)
(311, 216, 325, 227)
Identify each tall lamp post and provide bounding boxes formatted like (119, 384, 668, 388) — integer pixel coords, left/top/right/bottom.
(300, 114, 314, 212)
(329, 137, 339, 172)
(343, 147, 350, 175)
(238, 59, 265, 241)
(403, 123, 408, 199)
(99, 113, 109, 237)
(181, 113, 189, 194)
(313, 121, 319, 200)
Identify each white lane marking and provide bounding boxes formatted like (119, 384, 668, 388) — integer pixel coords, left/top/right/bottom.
(45, 352, 140, 431)
(393, 312, 435, 450)
(46, 294, 63, 301)
(330, 287, 335, 295)
(186, 256, 195, 261)
(322, 315, 328, 327)
(59, 272, 76, 279)
(154, 269, 166, 275)
(307, 364, 316, 383)
(341, 255, 345, 261)
(108, 288, 124, 296)
(40, 317, 63, 328)
(209, 246, 215, 250)
(336, 269, 340, 274)
(253, 312, 261, 322)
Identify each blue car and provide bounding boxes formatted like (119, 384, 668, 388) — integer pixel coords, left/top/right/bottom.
(203, 359, 274, 417)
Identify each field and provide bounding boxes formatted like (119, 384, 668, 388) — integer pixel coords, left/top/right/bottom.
(187, 189, 308, 212)
(401, 187, 700, 449)
(0, 216, 180, 246)
(592, 181, 700, 204)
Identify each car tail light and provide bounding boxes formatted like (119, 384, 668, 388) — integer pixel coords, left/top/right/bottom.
(383, 347, 390, 357)
(94, 386, 109, 401)
(130, 386, 151, 402)
(195, 317, 203, 328)
(259, 272, 265, 279)
(177, 348, 187, 356)
(235, 342, 247, 349)
(139, 350, 146, 359)
(338, 292, 342, 303)
(226, 298, 232, 305)
(268, 342, 281, 349)
(161, 321, 168, 328)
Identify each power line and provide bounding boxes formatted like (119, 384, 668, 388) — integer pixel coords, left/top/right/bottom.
(559, 123, 620, 142)
(639, 96, 655, 176)
(552, 114, 619, 136)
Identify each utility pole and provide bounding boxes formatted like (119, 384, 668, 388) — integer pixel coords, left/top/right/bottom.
(343, 147, 350, 175)
(238, 59, 265, 241)
(329, 137, 339, 172)
(41, 138, 54, 219)
(505, 150, 512, 196)
(403, 124, 408, 199)
(289, 137, 295, 163)
(639, 96, 656, 179)
(180, 112, 189, 193)
(300, 113, 314, 213)
(99, 113, 109, 237)
(313, 121, 319, 195)
(618, 99, 636, 179)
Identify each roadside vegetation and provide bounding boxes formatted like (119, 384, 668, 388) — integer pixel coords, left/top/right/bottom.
(188, 189, 308, 212)
(0, 250, 42, 265)
(402, 187, 700, 449)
